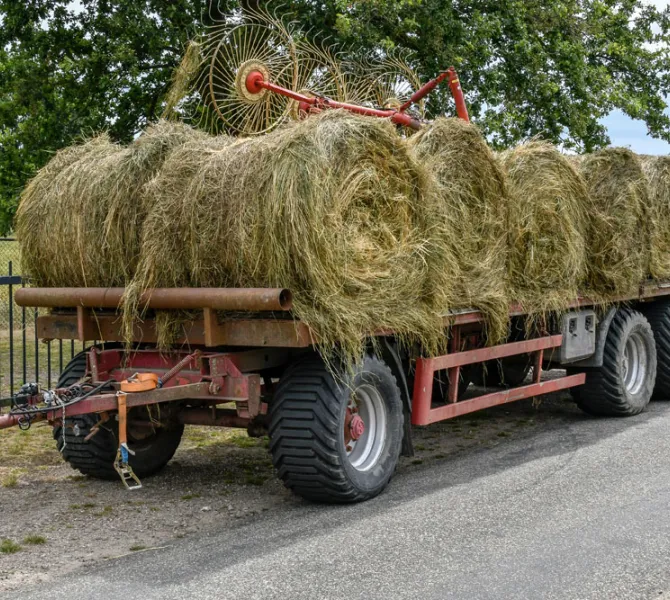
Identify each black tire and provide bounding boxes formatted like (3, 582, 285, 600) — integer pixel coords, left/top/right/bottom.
(642, 301, 670, 399)
(53, 350, 184, 480)
(570, 308, 656, 417)
(269, 354, 404, 503)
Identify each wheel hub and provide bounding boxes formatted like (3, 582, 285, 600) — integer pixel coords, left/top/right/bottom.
(236, 60, 270, 104)
(344, 385, 387, 472)
(623, 330, 648, 395)
(349, 414, 365, 440)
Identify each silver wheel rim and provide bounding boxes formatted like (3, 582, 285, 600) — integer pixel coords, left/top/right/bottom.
(345, 384, 387, 472)
(622, 331, 648, 395)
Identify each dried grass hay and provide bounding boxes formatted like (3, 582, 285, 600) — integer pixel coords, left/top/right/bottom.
(575, 148, 650, 296)
(125, 111, 455, 361)
(17, 121, 208, 287)
(408, 117, 509, 342)
(640, 155, 670, 281)
(499, 141, 588, 312)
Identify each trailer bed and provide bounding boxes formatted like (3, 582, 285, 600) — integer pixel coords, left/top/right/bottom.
(21, 281, 670, 348)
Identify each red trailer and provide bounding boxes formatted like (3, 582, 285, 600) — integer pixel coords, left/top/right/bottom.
(1, 283, 668, 502)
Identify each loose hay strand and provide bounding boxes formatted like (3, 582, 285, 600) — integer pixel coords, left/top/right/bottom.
(163, 41, 203, 120)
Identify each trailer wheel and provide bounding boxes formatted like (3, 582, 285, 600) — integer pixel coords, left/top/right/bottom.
(641, 301, 670, 399)
(53, 350, 184, 480)
(269, 355, 403, 503)
(571, 309, 656, 416)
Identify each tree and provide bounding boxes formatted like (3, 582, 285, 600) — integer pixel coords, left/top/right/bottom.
(0, 0, 226, 234)
(281, 0, 670, 150)
(1, 1, 669, 234)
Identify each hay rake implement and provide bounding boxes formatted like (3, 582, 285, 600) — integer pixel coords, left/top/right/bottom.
(199, 8, 469, 134)
(238, 63, 468, 130)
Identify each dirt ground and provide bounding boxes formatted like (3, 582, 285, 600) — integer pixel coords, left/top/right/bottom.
(0, 382, 579, 593)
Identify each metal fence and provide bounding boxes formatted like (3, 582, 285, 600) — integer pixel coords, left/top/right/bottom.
(0, 239, 80, 397)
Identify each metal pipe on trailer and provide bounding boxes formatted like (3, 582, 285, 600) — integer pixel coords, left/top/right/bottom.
(15, 287, 293, 312)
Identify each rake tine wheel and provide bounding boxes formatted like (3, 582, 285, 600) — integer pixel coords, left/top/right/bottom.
(204, 9, 299, 134)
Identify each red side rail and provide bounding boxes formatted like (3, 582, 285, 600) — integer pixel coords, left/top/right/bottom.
(412, 334, 586, 426)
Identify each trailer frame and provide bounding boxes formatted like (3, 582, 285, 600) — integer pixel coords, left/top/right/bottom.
(4, 283, 670, 430)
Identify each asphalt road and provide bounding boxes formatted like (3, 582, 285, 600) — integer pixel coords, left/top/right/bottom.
(12, 398, 670, 600)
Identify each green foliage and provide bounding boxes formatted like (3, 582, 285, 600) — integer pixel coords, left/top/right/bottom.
(1, 1, 669, 234)
(0, 0, 225, 234)
(287, 0, 670, 149)
(0, 538, 21, 554)
(22, 534, 46, 545)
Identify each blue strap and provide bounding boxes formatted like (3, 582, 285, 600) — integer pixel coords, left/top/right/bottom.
(121, 444, 129, 464)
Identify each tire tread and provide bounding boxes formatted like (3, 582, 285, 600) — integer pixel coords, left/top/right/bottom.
(269, 356, 401, 503)
(573, 308, 655, 416)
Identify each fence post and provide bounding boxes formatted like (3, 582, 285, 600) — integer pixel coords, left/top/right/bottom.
(8, 260, 14, 395)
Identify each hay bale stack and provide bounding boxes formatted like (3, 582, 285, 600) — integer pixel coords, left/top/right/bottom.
(640, 156, 670, 281)
(575, 148, 650, 296)
(499, 142, 588, 312)
(125, 111, 455, 360)
(16, 121, 208, 287)
(407, 117, 509, 342)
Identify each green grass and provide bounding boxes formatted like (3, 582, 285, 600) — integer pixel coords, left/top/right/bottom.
(181, 492, 201, 501)
(22, 535, 46, 546)
(129, 544, 147, 552)
(1, 539, 21, 554)
(0, 426, 60, 468)
(1, 470, 19, 487)
(181, 427, 264, 450)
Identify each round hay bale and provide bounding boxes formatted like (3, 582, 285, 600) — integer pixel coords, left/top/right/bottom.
(16, 135, 121, 287)
(16, 121, 209, 287)
(640, 155, 670, 281)
(499, 141, 588, 312)
(126, 111, 454, 361)
(407, 117, 509, 343)
(576, 148, 650, 296)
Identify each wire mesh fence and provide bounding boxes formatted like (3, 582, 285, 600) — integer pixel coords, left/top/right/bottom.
(0, 239, 82, 399)
(0, 239, 22, 337)
(0, 238, 20, 272)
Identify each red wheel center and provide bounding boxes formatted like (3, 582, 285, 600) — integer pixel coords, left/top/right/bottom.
(350, 414, 365, 440)
(245, 71, 266, 94)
